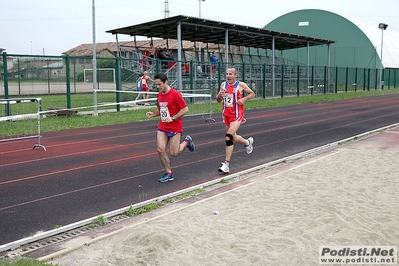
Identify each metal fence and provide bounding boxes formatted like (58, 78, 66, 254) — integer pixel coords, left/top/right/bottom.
(0, 98, 46, 150)
(1, 53, 398, 111)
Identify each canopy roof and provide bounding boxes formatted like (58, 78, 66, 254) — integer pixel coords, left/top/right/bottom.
(106, 15, 334, 50)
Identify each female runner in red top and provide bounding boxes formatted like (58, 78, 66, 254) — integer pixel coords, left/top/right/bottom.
(135, 71, 154, 105)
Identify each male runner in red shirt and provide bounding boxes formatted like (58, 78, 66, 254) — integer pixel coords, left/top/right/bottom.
(146, 73, 195, 182)
(216, 66, 255, 173)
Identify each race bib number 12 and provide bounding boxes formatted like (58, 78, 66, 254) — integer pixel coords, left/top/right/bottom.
(223, 94, 233, 107)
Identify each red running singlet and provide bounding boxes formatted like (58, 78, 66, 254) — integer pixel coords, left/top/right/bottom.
(222, 80, 246, 126)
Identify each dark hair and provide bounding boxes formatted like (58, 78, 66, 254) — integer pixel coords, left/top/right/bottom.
(154, 73, 168, 82)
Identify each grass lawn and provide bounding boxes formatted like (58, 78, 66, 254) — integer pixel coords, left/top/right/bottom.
(0, 257, 56, 266)
(39, 89, 399, 133)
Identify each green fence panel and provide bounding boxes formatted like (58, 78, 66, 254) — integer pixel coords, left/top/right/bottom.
(1, 53, 398, 112)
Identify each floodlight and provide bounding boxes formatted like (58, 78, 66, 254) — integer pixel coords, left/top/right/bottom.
(378, 23, 388, 30)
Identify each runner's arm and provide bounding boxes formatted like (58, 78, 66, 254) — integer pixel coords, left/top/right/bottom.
(216, 82, 225, 103)
(237, 82, 255, 105)
(171, 106, 188, 120)
(146, 108, 160, 118)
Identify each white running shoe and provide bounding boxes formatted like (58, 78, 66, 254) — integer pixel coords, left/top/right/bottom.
(245, 137, 254, 154)
(218, 162, 229, 174)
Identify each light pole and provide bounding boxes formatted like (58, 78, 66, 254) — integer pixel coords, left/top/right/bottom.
(198, 0, 205, 18)
(92, 0, 98, 116)
(198, 0, 205, 63)
(378, 23, 388, 89)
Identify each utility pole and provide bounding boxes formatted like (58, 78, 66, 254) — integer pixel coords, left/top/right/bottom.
(164, 0, 170, 18)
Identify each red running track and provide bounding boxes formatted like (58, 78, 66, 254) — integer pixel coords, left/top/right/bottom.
(1, 94, 399, 245)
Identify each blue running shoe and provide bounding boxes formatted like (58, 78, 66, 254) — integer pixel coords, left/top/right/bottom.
(159, 172, 174, 183)
(185, 135, 195, 152)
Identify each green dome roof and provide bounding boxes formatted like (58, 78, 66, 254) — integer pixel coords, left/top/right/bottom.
(265, 9, 399, 69)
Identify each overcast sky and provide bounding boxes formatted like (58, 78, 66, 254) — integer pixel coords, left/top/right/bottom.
(1, 0, 398, 55)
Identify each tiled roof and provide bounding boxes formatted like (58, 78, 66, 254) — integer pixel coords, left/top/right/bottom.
(62, 42, 119, 56)
(63, 39, 222, 56)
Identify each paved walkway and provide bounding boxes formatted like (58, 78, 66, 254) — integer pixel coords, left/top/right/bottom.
(43, 127, 399, 265)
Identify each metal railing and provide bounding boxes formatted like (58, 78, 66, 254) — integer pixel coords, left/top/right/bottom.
(0, 98, 46, 151)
